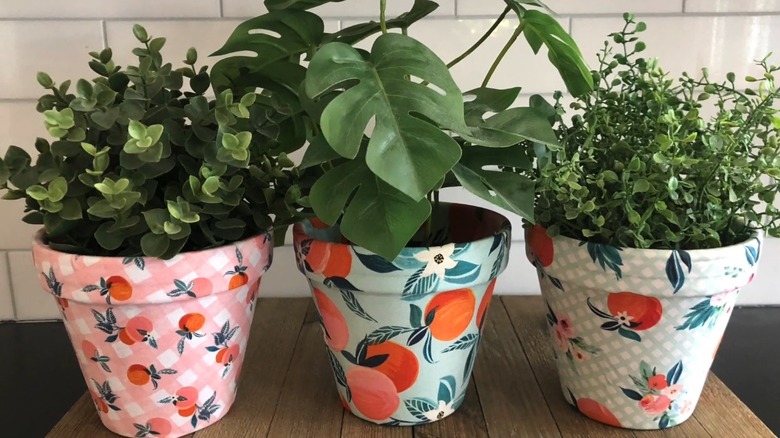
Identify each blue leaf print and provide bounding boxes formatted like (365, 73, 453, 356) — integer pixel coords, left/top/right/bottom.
(584, 242, 623, 280)
(405, 398, 437, 421)
(489, 234, 502, 254)
(620, 387, 643, 401)
(549, 276, 565, 291)
(745, 245, 759, 266)
(353, 250, 401, 273)
(666, 250, 692, 294)
(667, 360, 683, 385)
(452, 242, 471, 256)
(402, 267, 440, 300)
(445, 261, 481, 284)
(438, 376, 457, 404)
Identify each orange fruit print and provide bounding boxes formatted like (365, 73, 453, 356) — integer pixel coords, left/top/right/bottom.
(477, 279, 497, 328)
(346, 366, 400, 421)
(607, 292, 663, 330)
(146, 418, 172, 436)
(425, 289, 476, 341)
(93, 396, 109, 413)
(313, 288, 349, 351)
(178, 405, 197, 417)
(228, 272, 248, 290)
(306, 241, 352, 278)
(175, 387, 199, 409)
(127, 364, 151, 386)
(124, 316, 154, 343)
(577, 398, 621, 427)
(365, 341, 419, 393)
(179, 313, 205, 332)
(529, 225, 554, 267)
(106, 276, 132, 301)
(216, 345, 240, 365)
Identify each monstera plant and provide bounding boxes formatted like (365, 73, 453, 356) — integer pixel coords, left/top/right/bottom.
(211, 0, 593, 260)
(211, 0, 594, 427)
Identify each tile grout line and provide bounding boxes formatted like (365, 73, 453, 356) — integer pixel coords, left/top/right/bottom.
(218, 0, 224, 18)
(4, 252, 17, 320)
(100, 19, 107, 50)
(682, 0, 688, 14)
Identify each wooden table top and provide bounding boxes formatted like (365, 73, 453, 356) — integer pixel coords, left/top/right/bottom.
(48, 297, 775, 438)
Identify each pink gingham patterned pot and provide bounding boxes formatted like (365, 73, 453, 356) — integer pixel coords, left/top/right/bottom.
(32, 231, 272, 438)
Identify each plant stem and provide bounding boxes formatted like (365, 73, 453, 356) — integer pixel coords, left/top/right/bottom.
(380, 0, 388, 34)
(447, 7, 510, 69)
(424, 192, 434, 246)
(482, 21, 525, 88)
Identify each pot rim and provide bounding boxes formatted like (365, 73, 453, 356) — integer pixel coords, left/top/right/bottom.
(32, 230, 273, 305)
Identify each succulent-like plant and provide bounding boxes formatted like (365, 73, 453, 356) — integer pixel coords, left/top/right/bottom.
(0, 25, 307, 258)
(535, 14, 780, 249)
(211, 0, 594, 260)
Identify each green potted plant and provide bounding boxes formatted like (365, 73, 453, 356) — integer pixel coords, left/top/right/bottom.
(0, 26, 303, 438)
(211, 0, 593, 425)
(526, 14, 779, 430)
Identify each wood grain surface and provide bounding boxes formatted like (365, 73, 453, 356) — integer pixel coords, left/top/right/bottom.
(47, 297, 776, 438)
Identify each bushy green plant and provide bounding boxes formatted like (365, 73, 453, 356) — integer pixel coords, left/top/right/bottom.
(212, 0, 594, 260)
(535, 14, 780, 249)
(0, 25, 306, 258)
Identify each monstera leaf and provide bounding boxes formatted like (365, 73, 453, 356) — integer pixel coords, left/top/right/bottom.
(328, 0, 439, 46)
(310, 158, 432, 260)
(461, 87, 558, 147)
(305, 33, 469, 201)
(519, 10, 593, 97)
(265, 0, 345, 10)
(452, 144, 536, 219)
(210, 10, 325, 93)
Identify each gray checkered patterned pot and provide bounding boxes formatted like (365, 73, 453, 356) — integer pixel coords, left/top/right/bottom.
(526, 225, 763, 430)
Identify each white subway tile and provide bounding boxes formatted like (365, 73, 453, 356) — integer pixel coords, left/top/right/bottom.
(403, 18, 570, 94)
(223, 0, 454, 18)
(457, 0, 682, 16)
(0, 102, 49, 250)
(0, 0, 220, 18)
(685, 0, 780, 13)
(0, 21, 103, 99)
(0, 253, 14, 320)
(106, 20, 241, 70)
(572, 15, 780, 89)
(9, 251, 61, 320)
(105, 19, 339, 72)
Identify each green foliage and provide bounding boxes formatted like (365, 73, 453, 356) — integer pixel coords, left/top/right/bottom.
(212, 0, 593, 260)
(536, 14, 780, 249)
(0, 25, 307, 258)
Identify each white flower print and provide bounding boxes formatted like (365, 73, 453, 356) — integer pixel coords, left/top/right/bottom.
(613, 311, 634, 326)
(424, 400, 455, 421)
(414, 243, 457, 278)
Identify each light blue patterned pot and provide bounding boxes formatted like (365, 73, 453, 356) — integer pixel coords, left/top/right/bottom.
(526, 225, 763, 430)
(293, 203, 511, 425)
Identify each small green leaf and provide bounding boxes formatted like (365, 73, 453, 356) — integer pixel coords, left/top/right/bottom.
(133, 24, 150, 43)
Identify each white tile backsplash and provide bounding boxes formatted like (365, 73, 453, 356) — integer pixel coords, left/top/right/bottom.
(457, 0, 683, 16)
(685, 0, 780, 13)
(0, 0, 220, 18)
(0, 21, 103, 99)
(222, 0, 454, 18)
(571, 15, 780, 89)
(0, 253, 14, 321)
(0, 2, 779, 319)
(8, 251, 61, 320)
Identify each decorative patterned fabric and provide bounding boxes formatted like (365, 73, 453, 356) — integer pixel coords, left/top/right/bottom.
(293, 204, 511, 425)
(32, 232, 272, 438)
(527, 226, 763, 430)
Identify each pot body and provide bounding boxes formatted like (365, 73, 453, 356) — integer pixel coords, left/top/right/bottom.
(527, 225, 763, 430)
(32, 232, 272, 438)
(293, 204, 511, 425)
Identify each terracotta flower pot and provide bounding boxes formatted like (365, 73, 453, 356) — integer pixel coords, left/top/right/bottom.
(527, 225, 763, 430)
(293, 203, 511, 426)
(32, 232, 272, 438)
